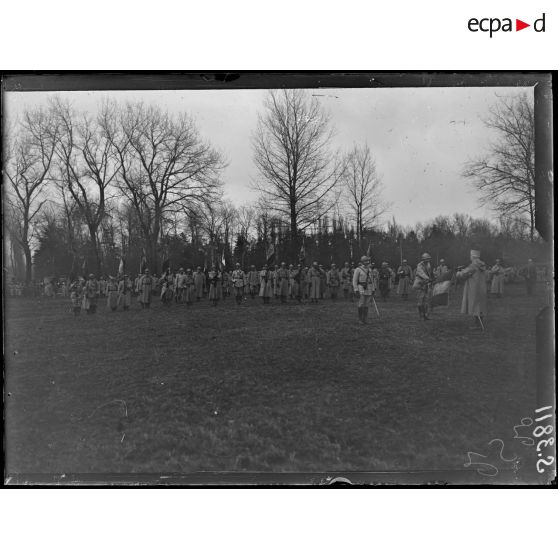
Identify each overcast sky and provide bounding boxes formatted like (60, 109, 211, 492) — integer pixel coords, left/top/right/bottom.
(4, 86, 532, 228)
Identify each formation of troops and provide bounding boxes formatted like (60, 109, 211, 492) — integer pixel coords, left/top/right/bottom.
(51, 254, 542, 330)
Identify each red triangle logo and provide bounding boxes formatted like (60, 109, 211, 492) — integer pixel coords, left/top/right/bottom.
(516, 19, 530, 31)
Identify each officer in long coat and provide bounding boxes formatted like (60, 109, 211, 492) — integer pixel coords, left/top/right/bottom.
(352, 255, 375, 324)
(456, 249, 488, 328)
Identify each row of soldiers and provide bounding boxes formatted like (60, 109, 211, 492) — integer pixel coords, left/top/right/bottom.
(67, 255, 540, 319)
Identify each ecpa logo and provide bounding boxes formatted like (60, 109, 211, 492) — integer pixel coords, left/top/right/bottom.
(468, 13, 546, 37)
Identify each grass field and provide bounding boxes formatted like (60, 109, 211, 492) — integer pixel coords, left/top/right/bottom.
(4, 283, 547, 478)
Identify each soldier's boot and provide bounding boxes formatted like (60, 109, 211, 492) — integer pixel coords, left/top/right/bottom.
(363, 307, 369, 324)
(358, 306, 364, 323)
(423, 305, 429, 320)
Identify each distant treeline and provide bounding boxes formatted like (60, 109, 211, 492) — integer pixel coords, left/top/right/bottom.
(18, 212, 545, 281)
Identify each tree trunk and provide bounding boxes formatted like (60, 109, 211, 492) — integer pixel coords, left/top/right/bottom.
(23, 244, 33, 286)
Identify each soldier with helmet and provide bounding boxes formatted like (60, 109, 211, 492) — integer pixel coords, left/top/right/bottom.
(352, 255, 375, 324)
(414, 253, 434, 320)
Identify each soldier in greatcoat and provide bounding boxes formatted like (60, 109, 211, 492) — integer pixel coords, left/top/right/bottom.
(397, 259, 413, 300)
(276, 262, 290, 303)
(106, 276, 119, 311)
(456, 249, 488, 329)
(183, 269, 195, 305)
(327, 263, 341, 300)
(193, 267, 206, 301)
(352, 255, 375, 324)
(259, 264, 273, 304)
(208, 265, 223, 306)
(307, 262, 321, 303)
(231, 263, 246, 305)
(118, 274, 133, 310)
(174, 268, 187, 303)
(247, 265, 260, 299)
(82, 274, 100, 314)
(414, 253, 434, 321)
(138, 269, 153, 308)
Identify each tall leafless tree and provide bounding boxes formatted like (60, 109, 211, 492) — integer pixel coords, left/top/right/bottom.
(51, 98, 119, 275)
(4, 108, 58, 284)
(252, 90, 343, 257)
(341, 143, 387, 242)
(106, 102, 226, 272)
(463, 93, 536, 241)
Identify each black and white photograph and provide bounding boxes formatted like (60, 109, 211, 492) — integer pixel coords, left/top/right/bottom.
(3, 73, 555, 485)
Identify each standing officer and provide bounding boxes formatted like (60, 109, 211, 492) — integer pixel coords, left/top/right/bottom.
(414, 253, 434, 321)
(352, 256, 374, 324)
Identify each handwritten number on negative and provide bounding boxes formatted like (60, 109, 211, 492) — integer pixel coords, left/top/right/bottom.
(513, 417, 534, 446)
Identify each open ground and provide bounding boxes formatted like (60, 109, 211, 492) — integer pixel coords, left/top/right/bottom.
(4, 283, 546, 476)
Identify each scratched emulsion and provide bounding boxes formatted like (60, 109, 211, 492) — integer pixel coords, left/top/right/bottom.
(4, 282, 544, 478)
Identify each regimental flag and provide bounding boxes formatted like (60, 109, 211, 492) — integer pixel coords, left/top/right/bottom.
(220, 250, 226, 270)
(162, 258, 171, 273)
(366, 241, 372, 258)
(299, 242, 305, 264)
(266, 242, 275, 264)
(118, 257, 125, 276)
(81, 258, 87, 278)
(431, 280, 451, 308)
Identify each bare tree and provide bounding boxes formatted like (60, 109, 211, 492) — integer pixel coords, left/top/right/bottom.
(106, 102, 226, 272)
(51, 98, 119, 275)
(4, 108, 58, 284)
(463, 93, 536, 241)
(341, 143, 387, 241)
(252, 90, 343, 257)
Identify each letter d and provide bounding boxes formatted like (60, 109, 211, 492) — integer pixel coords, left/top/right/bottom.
(534, 13, 545, 32)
